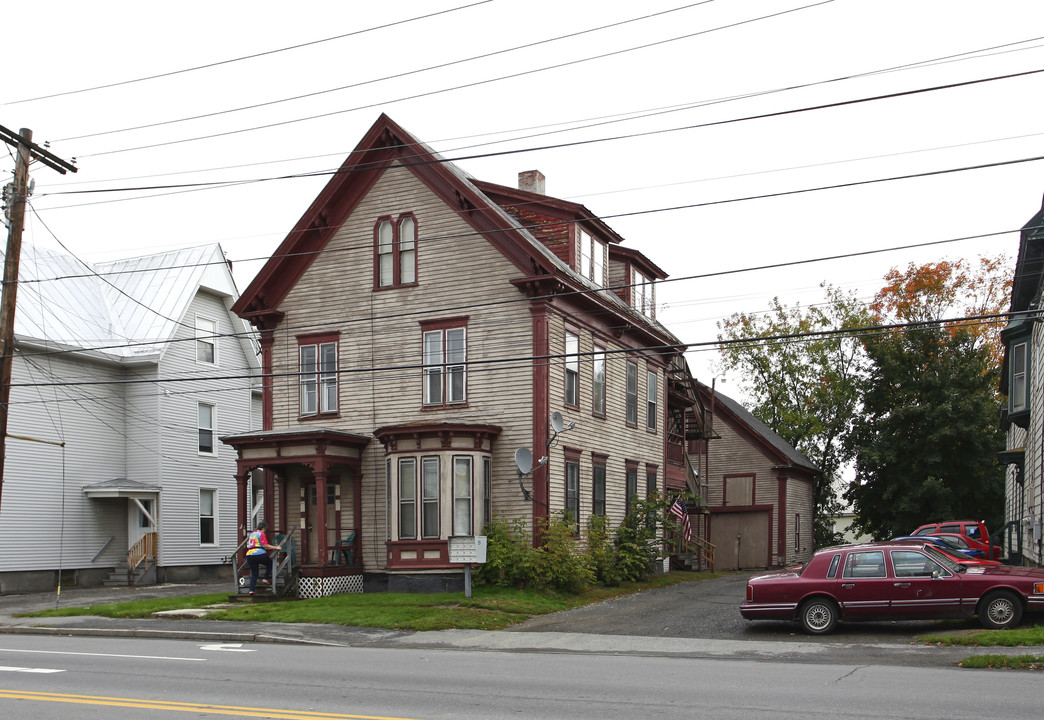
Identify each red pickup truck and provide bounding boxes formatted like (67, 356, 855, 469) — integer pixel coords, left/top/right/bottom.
(911, 520, 1000, 561)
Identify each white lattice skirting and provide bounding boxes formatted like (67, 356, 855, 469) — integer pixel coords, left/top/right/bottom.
(296, 575, 365, 599)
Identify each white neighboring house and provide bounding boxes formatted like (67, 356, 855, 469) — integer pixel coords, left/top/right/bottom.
(0, 243, 260, 592)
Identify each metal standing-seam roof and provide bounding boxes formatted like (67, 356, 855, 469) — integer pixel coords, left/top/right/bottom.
(9, 243, 244, 362)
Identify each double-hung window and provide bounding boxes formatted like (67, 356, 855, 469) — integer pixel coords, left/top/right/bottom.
(1011, 340, 1028, 413)
(633, 269, 654, 317)
(376, 214, 418, 288)
(625, 465, 638, 512)
(592, 348, 605, 416)
(626, 362, 638, 426)
(646, 370, 657, 430)
(199, 489, 216, 544)
(565, 331, 579, 407)
(578, 229, 605, 286)
(398, 458, 417, 540)
(592, 462, 606, 516)
(196, 317, 216, 364)
(422, 319, 467, 406)
(299, 334, 339, 417)
(198, 403, 215, 455)
(421, 457, 440, 539)
(565, 460, 579, 529)
(453, 457, 472, 536)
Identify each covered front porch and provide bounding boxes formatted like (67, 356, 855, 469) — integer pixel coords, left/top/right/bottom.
(221, 428, 371, 598)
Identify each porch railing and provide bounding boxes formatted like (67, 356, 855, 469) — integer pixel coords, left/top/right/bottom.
(232, 525, 298, 595)
(127, 532, 157, 574)
(666, 528, 716, 572)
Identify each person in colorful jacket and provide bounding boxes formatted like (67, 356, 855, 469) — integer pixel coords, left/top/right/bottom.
(245, 521, 282, 595)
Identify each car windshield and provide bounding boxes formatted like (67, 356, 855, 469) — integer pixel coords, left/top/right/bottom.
(922, 544, 963, 573)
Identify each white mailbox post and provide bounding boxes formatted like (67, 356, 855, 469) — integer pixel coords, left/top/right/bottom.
(448, 535, 487, 598)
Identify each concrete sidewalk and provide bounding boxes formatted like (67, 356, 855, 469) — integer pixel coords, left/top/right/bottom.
(0, 580, 1034, 667)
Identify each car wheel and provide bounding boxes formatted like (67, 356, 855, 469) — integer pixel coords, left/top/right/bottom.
(799, 597, 838, 635)
(978, 590, 1023, 630)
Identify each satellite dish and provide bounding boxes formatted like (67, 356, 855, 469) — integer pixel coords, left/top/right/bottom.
(514, 447, 534, 475)
(550, 411, 565, 433)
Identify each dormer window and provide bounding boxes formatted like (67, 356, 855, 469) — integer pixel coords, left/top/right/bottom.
(578, 229, 605, 286)
(633, 269, 654, 318)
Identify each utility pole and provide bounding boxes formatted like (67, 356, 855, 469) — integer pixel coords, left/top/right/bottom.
(0, 125, 76, 514)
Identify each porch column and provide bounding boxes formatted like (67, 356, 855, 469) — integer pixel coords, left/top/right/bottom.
(235, 470, 249, 561)
(353, 466, 363, 568)
(315, 468, 329, 567)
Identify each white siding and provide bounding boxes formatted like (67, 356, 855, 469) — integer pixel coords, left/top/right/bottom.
(154, 290, 256, 566)
(0, 351, 127, 571)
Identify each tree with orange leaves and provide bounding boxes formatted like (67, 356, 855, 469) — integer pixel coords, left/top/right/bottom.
(870, 256, 1011, 367)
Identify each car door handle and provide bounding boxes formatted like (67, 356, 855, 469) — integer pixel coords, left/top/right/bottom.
(841, 583, 854, 589)
(894, 582, 910, 588)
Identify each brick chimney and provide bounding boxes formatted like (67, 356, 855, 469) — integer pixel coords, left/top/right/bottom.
(518, 170, 545, 195)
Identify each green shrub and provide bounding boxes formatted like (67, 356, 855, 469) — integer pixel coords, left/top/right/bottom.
(585, 513, 621, 586)
(529, 512, 594, 593)
(476, 517, 533, 587)
(615, 496, 668, 581)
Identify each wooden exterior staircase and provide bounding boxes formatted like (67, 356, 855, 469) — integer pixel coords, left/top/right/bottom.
(103, 532, 157, 586)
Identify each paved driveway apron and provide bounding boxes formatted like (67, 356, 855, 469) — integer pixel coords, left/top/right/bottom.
(509, 573, 988, 643)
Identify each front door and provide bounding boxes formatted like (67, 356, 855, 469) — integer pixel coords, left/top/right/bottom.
(305, 482, 338, 564)
(127, 498, 155, 550)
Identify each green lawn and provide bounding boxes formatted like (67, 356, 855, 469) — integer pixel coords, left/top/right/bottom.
(19, 571, 718, 632)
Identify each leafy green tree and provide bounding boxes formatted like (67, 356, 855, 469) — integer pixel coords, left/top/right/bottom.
(717, 284, 873, 546)
(844, 325, 1005, 538)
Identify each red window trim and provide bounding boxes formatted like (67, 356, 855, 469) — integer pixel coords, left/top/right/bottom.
(296, 332, 340, 419)
(421, 317, 469, 409)
(374, 213, 419, 290)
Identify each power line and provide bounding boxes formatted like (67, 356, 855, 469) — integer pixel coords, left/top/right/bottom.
(9, 309, 1029, 391)
(6, 1, 494, 105)
(76, 0, 835, 159)
(56, 2, 717, 143)
(9, 225, 1019, 365)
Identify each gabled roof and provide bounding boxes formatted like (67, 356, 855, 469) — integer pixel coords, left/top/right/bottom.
(10, 243, 250, 363)
(697, 382, 819, 475)
(232, 114, 683, 348)
(1009, 193, 1044, 313)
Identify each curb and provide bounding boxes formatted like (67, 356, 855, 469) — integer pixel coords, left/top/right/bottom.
(0, 624, 345, 646)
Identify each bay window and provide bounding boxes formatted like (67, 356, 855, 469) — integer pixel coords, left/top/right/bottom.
(422, 457, 440, 539)
(454, 457, 473, 536)
(398, 458, 417, 540)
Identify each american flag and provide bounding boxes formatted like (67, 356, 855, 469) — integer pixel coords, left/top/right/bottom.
(670, 498, 692, 542)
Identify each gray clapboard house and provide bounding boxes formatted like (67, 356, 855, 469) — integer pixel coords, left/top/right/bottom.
(0, 243, 259, 592)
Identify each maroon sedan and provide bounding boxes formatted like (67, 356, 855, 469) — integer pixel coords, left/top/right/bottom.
(740, 541, 1044, 634)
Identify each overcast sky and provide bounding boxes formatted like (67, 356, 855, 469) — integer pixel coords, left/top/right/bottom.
(4, 0, 1044, 393)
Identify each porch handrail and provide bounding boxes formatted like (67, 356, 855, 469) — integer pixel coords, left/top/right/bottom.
(666, 527, 716, 572)
(232, 524, 298, 594)
(128, 532, 157, 572)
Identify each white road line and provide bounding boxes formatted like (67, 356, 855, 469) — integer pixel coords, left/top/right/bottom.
(0, 648, 205, 662)
(0, 666, 65, 673)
